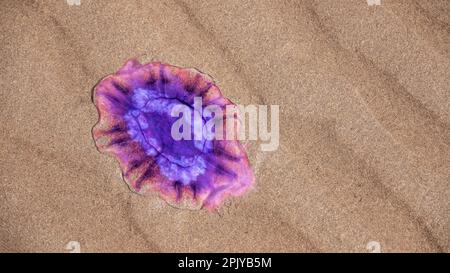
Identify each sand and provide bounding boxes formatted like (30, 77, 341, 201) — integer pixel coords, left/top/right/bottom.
(0, 0, 449, 252)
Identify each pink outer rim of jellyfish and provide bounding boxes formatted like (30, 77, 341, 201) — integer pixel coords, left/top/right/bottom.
(92, 59, 254, 211)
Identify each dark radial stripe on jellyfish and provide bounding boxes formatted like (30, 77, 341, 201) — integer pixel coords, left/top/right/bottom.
(92, 59, 254, 211)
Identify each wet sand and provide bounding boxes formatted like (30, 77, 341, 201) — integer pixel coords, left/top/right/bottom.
(0, 0, 449, 252)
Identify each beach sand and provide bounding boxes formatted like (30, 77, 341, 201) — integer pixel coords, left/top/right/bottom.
(0, 0, 449, 252)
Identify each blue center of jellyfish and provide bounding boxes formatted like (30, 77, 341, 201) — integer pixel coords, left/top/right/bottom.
(124, 88, 213, 185)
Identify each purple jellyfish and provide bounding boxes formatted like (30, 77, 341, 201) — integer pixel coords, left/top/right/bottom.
(92, 59, 254, 211)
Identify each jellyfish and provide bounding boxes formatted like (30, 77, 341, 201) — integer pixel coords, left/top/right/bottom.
(92, 59, 254, 211)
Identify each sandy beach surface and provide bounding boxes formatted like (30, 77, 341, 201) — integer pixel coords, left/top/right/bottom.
(0, 0, 449, 252)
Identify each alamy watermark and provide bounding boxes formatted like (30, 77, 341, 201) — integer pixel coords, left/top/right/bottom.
(170, 97, 279, 152)
(65, 241, 81, 253)
(367, 0, 381, 6)
(366, 241, 382, 253)
(66, 0, 81, 6)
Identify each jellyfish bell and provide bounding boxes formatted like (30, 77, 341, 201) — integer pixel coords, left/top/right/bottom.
(92, 59, 255, 211)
